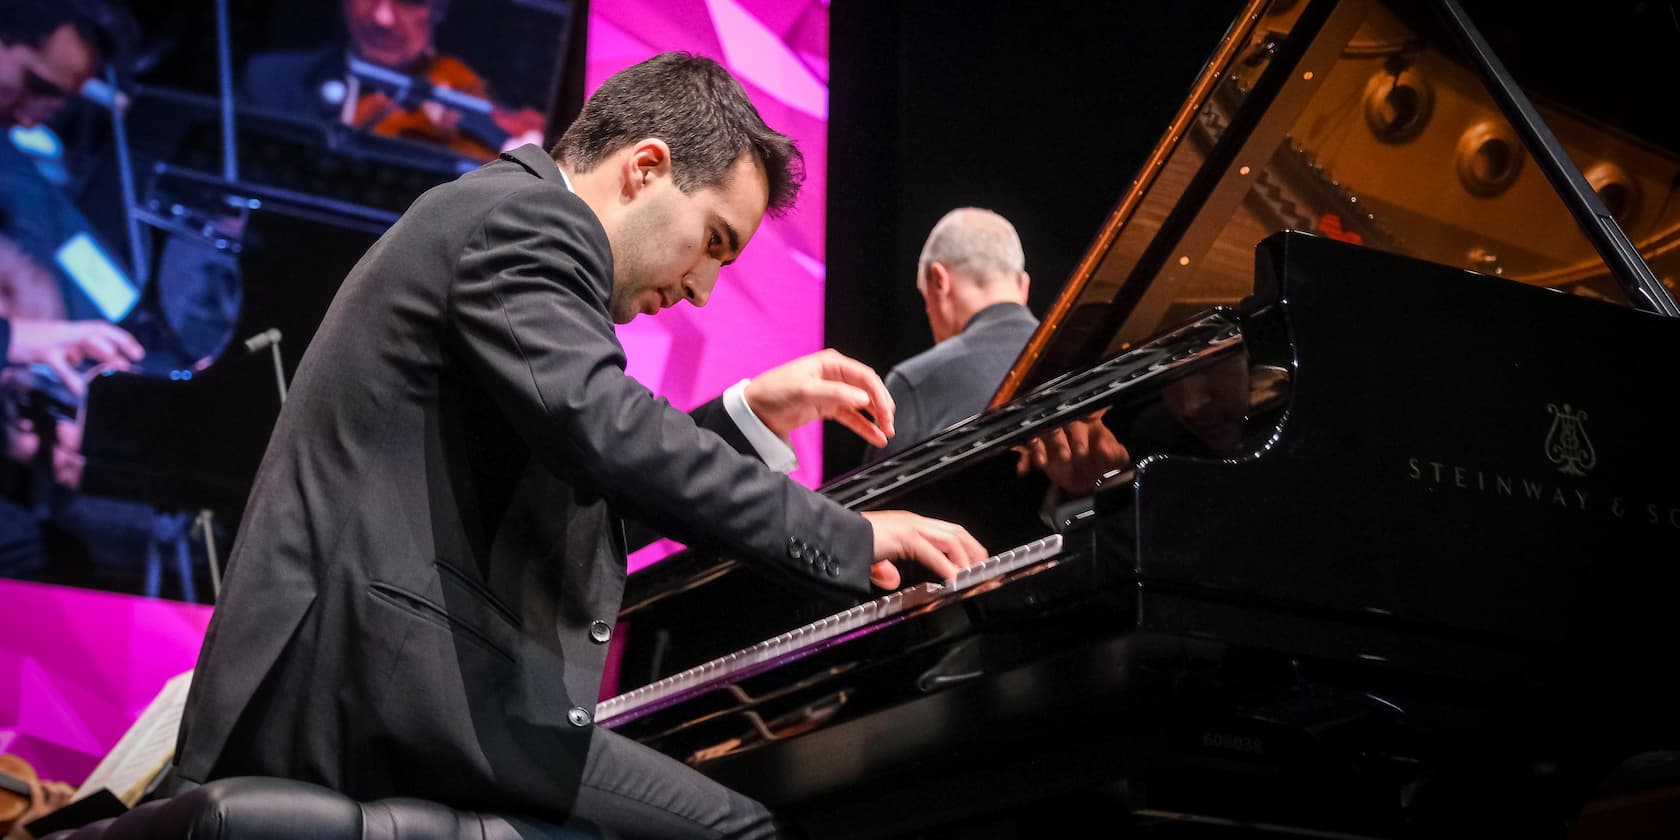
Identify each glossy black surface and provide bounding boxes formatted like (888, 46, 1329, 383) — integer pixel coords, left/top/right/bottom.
(1136, 232, 1680, 668)
(611, 233, 1680, 838)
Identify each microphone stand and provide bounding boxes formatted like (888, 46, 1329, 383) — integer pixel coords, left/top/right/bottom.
(180, 327, 289, 602)
(244, 327, 287, 405)
(215, 0, 239, 183)
(192, 509, 221, 600)
(189, 327, 287, 602)
(103, 67, 149, 290)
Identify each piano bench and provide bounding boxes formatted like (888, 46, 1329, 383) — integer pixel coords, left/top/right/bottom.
(37, 776, 596, 840)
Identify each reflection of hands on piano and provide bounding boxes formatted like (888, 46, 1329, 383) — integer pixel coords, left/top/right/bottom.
(742, 349, 896, 447)
(1013, 408, 1132, 496)
(860, 509, 987, 590)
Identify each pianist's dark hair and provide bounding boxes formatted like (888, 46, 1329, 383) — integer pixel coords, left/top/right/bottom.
(550, 52, 804, 216)
(0, 0, 137, 67)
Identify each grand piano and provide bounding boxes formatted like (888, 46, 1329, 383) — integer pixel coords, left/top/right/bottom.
(598, 0, 1680, 836)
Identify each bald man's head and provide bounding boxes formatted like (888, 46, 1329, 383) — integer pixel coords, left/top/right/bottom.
(916, 207, 1030, 342)
(916, 208, 1026, 292)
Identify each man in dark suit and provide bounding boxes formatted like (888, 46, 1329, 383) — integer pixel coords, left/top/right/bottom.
(171, 51, 984, 837)
(862, 208, 1134, 508)
(864, 208, 1043, 463)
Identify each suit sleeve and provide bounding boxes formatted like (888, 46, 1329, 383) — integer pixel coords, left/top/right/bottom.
(449, 183, 872, 596)
(621, 396, 755, 552)
(689, 396, 756, 457)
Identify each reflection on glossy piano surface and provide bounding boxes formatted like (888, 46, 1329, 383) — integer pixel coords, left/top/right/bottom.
(602, 0, 1680, 836)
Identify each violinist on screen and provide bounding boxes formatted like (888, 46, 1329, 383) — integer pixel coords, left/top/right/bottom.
(239, 0, 545, 161)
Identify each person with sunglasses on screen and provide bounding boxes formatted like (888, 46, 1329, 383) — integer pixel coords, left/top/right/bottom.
(0, 0, 146, 582)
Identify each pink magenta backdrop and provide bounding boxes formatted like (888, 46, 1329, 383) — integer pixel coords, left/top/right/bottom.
(0, 580, 211, 785)
(590, 0, 832, 572)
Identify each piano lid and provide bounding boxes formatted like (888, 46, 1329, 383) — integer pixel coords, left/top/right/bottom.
(995, 0, 1680, 404)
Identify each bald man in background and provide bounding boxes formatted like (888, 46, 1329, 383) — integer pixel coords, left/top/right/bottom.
(863, 208, 1040, 463)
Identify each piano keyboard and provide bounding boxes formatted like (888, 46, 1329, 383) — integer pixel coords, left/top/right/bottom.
(596, 534, 1064, 728)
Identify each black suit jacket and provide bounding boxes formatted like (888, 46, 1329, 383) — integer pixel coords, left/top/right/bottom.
(172, 145, 874, 820)
(865, 302, 1039, 463)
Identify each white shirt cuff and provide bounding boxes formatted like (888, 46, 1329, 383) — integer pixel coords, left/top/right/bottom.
(723, 378, 799, 474)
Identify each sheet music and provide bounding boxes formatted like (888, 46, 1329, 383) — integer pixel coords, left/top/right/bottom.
(74, 669, 193, 806)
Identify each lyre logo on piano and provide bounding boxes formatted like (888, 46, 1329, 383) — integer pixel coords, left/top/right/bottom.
(1405, 396, 1680, 529)
(1545, 403, 1597, 478)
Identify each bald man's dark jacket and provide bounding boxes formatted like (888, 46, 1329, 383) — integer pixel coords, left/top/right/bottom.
(866, 302, 1039, 462)
(171, 145, 874, 820)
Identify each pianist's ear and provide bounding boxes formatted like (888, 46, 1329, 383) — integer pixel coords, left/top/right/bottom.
(620, 138, 673, 201)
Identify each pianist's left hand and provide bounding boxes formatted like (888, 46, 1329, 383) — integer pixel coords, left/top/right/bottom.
(743, 349, 896, 447)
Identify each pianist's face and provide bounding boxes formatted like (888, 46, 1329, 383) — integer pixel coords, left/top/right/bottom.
(345, 0, 435, 70)
(608, 152, 767, 324)
(0, 24, 99, 129)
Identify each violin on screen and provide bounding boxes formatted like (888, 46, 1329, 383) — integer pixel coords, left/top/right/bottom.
(347, 54, 546, 160)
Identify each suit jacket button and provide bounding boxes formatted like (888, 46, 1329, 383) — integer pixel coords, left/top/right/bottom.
(788, 543, 804, 561)
(589, 620, 612, 643)
(568, 706, 592, 727)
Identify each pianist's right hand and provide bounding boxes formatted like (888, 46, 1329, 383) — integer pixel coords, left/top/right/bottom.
(861, 510, 986, 589)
